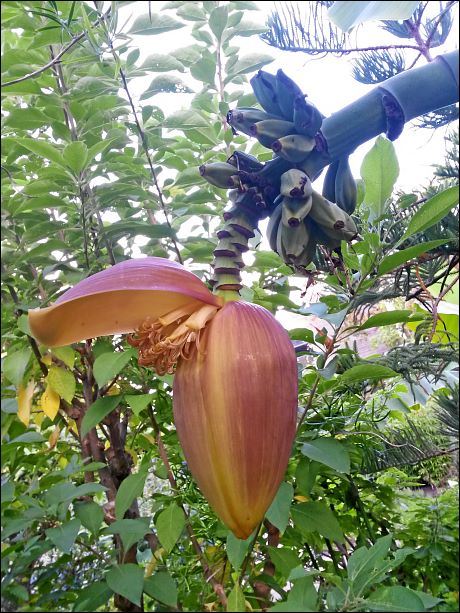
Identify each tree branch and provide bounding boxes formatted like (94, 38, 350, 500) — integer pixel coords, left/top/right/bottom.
(1, 33, 86, 88)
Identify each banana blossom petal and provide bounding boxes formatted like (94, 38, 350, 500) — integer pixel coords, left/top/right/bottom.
(28, 257, 221, 349)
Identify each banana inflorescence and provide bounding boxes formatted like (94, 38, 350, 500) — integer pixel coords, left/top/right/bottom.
(199, 68, 359, 273)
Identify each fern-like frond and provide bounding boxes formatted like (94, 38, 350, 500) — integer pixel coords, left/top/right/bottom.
(261, 1, 349, 55)
(352, 50, 406, 84)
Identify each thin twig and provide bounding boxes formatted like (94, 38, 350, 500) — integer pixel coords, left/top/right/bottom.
(108, 44, 184, 264)
(275, 43, 428, 55)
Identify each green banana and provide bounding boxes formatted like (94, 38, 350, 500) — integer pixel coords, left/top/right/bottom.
(227, 108, 275, 136)
(322, 159, 339, 203)
(281, 196, 313, 227)
(309, 191, 358, 242)
(199, 162, 239, 188)
(335, 156, 357, 214)
(294, 221, 318, 267)
(267, 203, 282, 252)
(272, 134, 316, 162)
(250, 70, 284, 117)
(249, 119, 295, 148)
(282, 219, 311, 260)
(276, 216, 317, 266)
(227, 151, 264, 173)
(293, 96, 323, 137)
(275, 69, 304, 121)
(308, 218, 341, 250)
(280, 169, 312, 199)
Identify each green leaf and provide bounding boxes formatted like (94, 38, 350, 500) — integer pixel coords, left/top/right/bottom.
(328, 1, 420, 32)
(226, 531, 252, 570)
(402, 186, 459, 240)
(81, 396, 122, 438)
(301, 439, 350, 474)
(17, 314, 32, 336)
(125, 394, 154, 416)
(176, 3, 207, 21)
(227, 584, 245, 612)
(140, 54, 185, 72)
(115, 468, 148, 521)
(52, 346, 76, 369)
(63, 141, 89, 174)
(93, 348, 136, 387)
(354, 310, 426, 331)
(4, 108, 50, 129)
(106, 564, 144, 607)
(103, 220, 176, 240)
(231, 19, 268, 36)
(106, 518, 150, 552)
(378, 239, 451, 275)
(1, 481, 15, 502)
(269, 547, 301, 578)
(361, 136, 399, 221)
(7, 432, 45, 444)
(86, 139, 117, 163)
(144, 571, 178, 608)
(339, 364, 398, 385)
(227, 53, 274, 78)
(72, 581, 113, 612)
(1, 398, 17, 414)
(155, 503, 185, 552)
(2, 517, 37, 540)
(46, 518, 81, 553)
(209, 5, 228, 40)
(16, 138, 64, 166)
(47, 365, 76, 403)
(163, 109, 210, 129)
(75, 483, 107, 497)
(291, 501, 343, 542)
(2, 348, 31, 386)
(44, 482, 77, 506)
(171, 45, 203, 66)
(190, 52, 216, 85)
(366, 586, 425, 612)
(140, 75, 193, 99)
(74, 501, 104, 535)
(128, 13, 185, 35)
(347, 534, 393, 594)
(265, 482, 293, 532)
(271, 576, 318, 612)
(295, 458, 321, 496)
(407, 589, 443, 609)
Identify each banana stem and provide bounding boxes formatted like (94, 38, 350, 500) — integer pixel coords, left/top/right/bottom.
(211, 202, 259, 295)
(303, 50, 459, 177)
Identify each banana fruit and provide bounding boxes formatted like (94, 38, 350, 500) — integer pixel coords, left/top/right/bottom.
(309, 191, 358, 241)
(198, 69, 361, 272)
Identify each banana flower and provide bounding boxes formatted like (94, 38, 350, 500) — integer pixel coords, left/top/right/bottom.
(28, 257, 297, 539)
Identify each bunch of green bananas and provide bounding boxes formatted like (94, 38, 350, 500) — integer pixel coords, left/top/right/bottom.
(268, 169, 357, 268)
(199, 69, 359, 272)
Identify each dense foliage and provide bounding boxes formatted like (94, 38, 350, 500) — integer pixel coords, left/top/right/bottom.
(1, 2, 458, 612)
